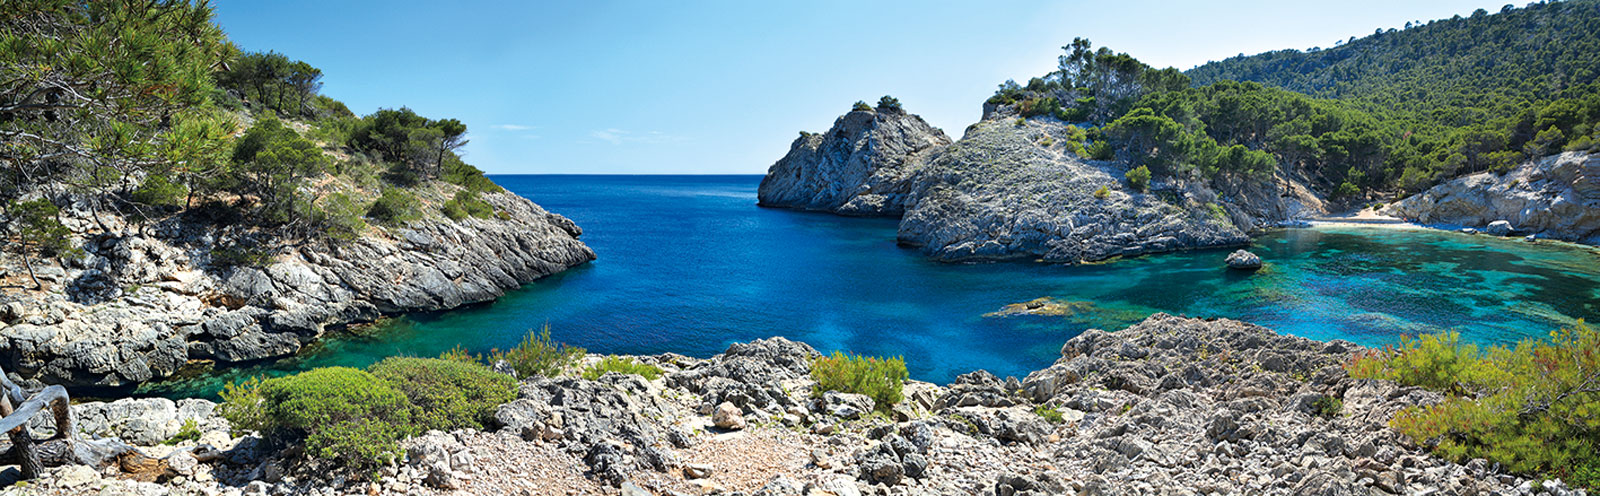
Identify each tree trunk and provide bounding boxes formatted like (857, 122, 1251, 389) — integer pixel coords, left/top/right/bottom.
(21, 249, 42, 291)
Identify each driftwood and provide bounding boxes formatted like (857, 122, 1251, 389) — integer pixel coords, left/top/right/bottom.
(0, 367, 215, 481)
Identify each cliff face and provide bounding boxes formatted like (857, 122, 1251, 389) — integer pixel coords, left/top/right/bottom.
(761, 104, 1326, 263)
(1384, 151, 1600, 243)
(756, 105, 951, 216)
(0, 183, 594, 388)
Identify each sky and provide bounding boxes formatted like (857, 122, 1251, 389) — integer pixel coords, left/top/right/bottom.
(213, 1, 1508, 175)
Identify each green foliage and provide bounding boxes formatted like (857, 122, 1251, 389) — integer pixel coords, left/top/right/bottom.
(1311, 396, 1343, 419)
(230, 116, 330, 224)
(1034, 404, 1066, 423)
(876, 95, 902, 111)
(1087, 140, 1115, 160)
(442, 190, 495, 221)
(488, 325, 585, 378)
(852, 101, 873, 112)
(581, 356, 664, 381)
(366, 188, 423, 225)
(1093, 185, 1110, 199)
(217, 376, 268, 435)
(314, 193, 367, 242)
(1348, 324, 1600, 488)
(368, 357, 515, 432)
(211, 244, 273, 268)
(1125, 166, 1152, 191)
(810, 351, 907, 413)
(162, 419, 202, 446)
(440, 155, 503, 193)
(216, 51, 324, 118)
(5, 199, 73, 258)
(439, 345, 476, 363)
(1334, 182, 1362, 199)
(349, 108, 471, 181)
(258, 367, 415, 470)
(132, 174, 189, 207)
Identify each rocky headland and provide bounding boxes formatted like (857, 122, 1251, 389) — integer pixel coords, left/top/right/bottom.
(5, 314, 1583, 496)
(1384, 151, 1600, 243)
(0, 183, 594, 389)
(758, 104, 1328, 263)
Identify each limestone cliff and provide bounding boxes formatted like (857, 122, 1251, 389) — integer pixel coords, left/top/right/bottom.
(1384, 151, 1600, 243)
(757, 103, 951, 216)
(0, 183, 594, 388)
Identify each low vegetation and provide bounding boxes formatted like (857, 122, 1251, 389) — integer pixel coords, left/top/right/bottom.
(488, 325, 586, 378)
(581, 356, 663, 381)
(811, 351, 908, 413)
(1347, 324, 1600, 489)
(368, 357, 515, 432)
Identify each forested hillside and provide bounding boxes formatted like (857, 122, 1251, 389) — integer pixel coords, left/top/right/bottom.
(992, 1, 1600, 197)
(1186, 0, 1600, 190)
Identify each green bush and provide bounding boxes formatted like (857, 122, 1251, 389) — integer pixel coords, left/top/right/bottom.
(1125, 165, 1152, 191)
(488, 325, 585, 378)
(876, 95, 902, 111)
(852, 101, 872, 112)
(366, 187, 422, 225)
(1088, 140, 1115, 160)
(315, 193, 367, 242)
(581, 356, 663, 381)
(1311, 396, 1342, 418)
(1093, 186, 1110, 199)
(440, 155, 503, 193)
(442, 190, 494, 220)
(1014, 117, 1027, 127)
(1334, 182, 1361, 199)
(810, 351, 907, 413)
(1348, 324, 1600, 488)
(368, 357, 515, 432)
(132, 174, 188, 207)
(217, 376, 268, 436)
(257, 367, 416, 470)
(162, 419, 201, 445)
(1034, 404, 1066, 424)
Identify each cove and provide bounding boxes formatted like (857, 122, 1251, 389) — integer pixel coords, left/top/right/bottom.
(140, 175, 1600, 399)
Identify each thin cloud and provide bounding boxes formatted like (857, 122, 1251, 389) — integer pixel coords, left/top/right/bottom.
(586, 128, 686, 145)
(491, 124, 537, 131)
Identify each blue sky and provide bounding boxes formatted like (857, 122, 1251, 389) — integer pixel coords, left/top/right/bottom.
(213, 1, 1504, 174)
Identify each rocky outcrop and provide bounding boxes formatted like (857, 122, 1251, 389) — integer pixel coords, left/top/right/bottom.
(760, 106, 1327, 263)
(12, 316, 1582, 496)
(0, 185, 594, 388)
(1225, 249, 1263, 270)
(757, 104, 951, 216)
(1385, 151, 1600, 243)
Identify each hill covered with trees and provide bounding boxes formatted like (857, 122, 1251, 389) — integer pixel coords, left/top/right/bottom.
(992, 0, 1600, 198)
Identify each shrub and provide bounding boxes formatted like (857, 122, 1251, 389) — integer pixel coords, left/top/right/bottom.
(162, 419, 201, 445)
(1334, 181, 1361, 199)
(488, 325, 585, 378)
(1348, 324, 1600, 489)
(1093, 186, 1110, 199)
(1040, 137, 1055, 147)
(1088, 140, 1115, 160)
(1311, 396, 1342, 418)
(315, 193, 367, 242)
(581, 356, 663, 381)
(442, 190, 494, 220)
(811, 351, 907, 413)
(439, 345, 476, 363)
(1034, 404, 1066, 423)
(1125, 165, 1152, 191)
(256, 367, 416, 470)
(440, 155, 503, 193)
(876, 95, 902, 111)
(852, 101, 872, 112)
(368, 357, 515, 432)
(367, 187, 422, 225)
(1014, 117, 1027, 127)
(132, 174, 188, 207)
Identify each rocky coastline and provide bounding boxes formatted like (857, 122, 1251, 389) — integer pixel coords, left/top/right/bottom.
(1384, 151, 1600, 244)
(0, 183, 595, 389)
(758, 104, 1328, 263)
(5, 314, 1584, 496)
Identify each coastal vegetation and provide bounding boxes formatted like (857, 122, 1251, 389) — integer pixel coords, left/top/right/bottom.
(1348, 324, 1600, 489)
(582, 356, 664, 380)
(992, 1, 1600, 197)
(811, 351, 908, 413)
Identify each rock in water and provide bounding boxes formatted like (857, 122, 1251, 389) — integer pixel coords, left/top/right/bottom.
(712, 402, 746, 430)
(1485, 219, 1514, 236)
(757, 103, 950, 216)
(1225, 249, 1263, 270)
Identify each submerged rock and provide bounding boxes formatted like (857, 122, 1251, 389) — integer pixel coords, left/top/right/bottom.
(1224, 249, 1263, 270)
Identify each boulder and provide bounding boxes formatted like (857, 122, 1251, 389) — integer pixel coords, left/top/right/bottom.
(712, 402, 746, 430)
(1225, 250, 1263, 270)
(1485, 219, 1514, 236)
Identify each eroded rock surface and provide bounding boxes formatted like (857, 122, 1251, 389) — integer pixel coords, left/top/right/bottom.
(1386, 151, 1600, 243)
(758, 104, 951, 216)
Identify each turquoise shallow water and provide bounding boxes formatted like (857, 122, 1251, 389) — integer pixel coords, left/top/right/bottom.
(141, 175, 1600, 398)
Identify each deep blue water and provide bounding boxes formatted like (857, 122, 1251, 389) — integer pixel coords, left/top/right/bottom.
(142, 175, 1600, 398)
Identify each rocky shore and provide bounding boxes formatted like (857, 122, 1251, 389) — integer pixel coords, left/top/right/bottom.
(0, 183, 594, 389)
(4, 314, 1583, 496)
(1385, 151, 1600, 244)
(758, 104, 1327, 263)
